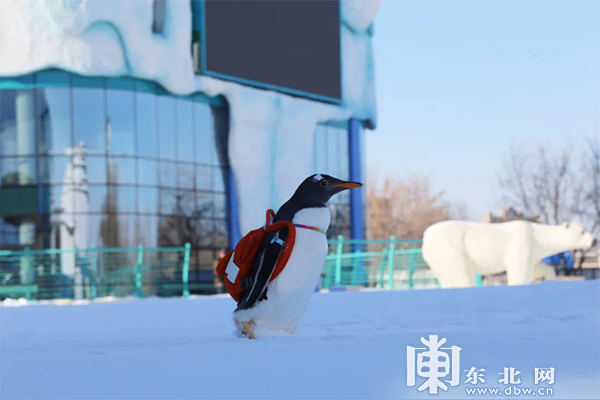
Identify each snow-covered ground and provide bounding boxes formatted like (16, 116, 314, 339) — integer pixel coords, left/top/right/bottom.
(1, 281, 599, 399)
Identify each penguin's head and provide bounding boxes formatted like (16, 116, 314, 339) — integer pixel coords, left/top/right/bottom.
(293, 174, 362, 207)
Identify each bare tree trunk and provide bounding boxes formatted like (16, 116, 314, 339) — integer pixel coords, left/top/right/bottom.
(498, 144, 575, 226)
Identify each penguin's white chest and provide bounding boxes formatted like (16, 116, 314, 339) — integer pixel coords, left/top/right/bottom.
(238, 207, 330, 333)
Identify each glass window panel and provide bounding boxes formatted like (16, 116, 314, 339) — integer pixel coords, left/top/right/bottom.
(159, 188, 178, 215)
(0, 90, 38, 157)
(138, 187, 159, 215)
(195, 104, 214, 165)
(178, 163, 196, 190)
(197, 250, 214, 269)
(159, 161, 177, 188)
(97, 213, 126, 248)
(38, 185, 51, 214)
(38, 88, 73, 156)
(0, 156, 36, 185)
(156, 214, 187, 247)
(72, 88, 106, 155)
(38, 156, 50, 185)
(196, 192, 213, 219)
(197, 219, 214, 247)
(0, 186, 38, 220)
(136, 91, 158, 158)
(113, 186, 137, 214)
(0, 90, 17, 156)
(213, 193, 227, 220)
(214, 220, 228, 250)
(212, 167, 225, 193)
(176, 99, 195, 162)
(86, 156, 107, 185)
(40, 88, 72, 157)
(47, 185, 63, 214)
(108, 156, 136, 185)
(87, 185, 107, 214)
(137, 216, 159, 247)
(87, 214, 103, 248)
(177, 190, 196, 217)
(196, 165, 211, 191)
(157, 95, 176, 160)
(138, 158, 158, 187)
(117, 213, 137, 248)
(41, 156, 71, 185)
(106, 89, 135, 156)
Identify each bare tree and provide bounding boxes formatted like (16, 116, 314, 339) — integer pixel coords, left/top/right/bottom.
(367, 175, 464, 240)
(498, 144, 576, 225)
(573, 136, 600, 234)
(99, 167, 123, 249)
(157, 189, 213, 249)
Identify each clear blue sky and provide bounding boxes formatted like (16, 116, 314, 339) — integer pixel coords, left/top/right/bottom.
(369, 0, 600, 220)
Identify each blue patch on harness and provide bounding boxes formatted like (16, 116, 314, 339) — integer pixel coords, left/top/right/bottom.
(271, 237, 285, 246)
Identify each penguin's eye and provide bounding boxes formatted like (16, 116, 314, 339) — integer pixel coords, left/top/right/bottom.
(320, 180, 328, 187)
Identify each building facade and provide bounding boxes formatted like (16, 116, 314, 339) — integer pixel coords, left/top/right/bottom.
(0, 0, 379, 288)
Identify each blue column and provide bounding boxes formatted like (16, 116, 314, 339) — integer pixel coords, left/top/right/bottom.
(226, 168, 241, 250)
(348, 118, 365, 285)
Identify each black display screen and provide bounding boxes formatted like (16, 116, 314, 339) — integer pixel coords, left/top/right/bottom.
(202, 0, 341, 103)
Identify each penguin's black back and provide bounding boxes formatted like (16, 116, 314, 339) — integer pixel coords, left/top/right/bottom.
(235, 197, 326, 311)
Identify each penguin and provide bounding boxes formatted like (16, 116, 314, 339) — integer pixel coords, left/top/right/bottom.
(232, 173, 362, 339)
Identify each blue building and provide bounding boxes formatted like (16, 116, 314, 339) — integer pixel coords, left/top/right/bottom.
(0, 0, 379, 284)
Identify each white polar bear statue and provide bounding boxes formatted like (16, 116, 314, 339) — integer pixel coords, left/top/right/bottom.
(422, 221, 597, 288)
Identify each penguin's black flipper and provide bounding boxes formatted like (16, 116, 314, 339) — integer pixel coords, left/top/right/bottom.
(236, 229, 289, 311)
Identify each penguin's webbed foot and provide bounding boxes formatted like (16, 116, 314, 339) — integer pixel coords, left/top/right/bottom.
(240, 321, 256, 340)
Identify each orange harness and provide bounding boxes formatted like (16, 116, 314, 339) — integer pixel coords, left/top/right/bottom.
(216, 209, 325, 303)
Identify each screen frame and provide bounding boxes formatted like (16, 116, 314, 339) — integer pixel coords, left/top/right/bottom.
(198, 0, 343, 105)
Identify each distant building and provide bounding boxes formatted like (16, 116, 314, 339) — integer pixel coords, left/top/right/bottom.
(0, 1, 379, 283)
(482, 208, 539, 223)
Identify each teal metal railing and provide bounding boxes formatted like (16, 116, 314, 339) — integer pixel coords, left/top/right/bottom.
(1, 236, 474, 301)
(322, 235, 486, 289)
(322, 235, 438, 290)
(0, 244, 192, 301)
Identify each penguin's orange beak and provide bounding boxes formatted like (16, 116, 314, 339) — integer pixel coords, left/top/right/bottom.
(331, 182, 362, 189)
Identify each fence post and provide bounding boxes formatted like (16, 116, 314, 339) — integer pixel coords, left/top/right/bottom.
(182, 243, 191, 297)
(475, 274, 483, 287)
(23, 247, 31, 300)
(379, 248, 388, 288)
(351, 251, 359, 286)
(408, 248, 417, 289)
(135, 245, 144, 297)
(90, 245, 98, 299)
(334, 235, 344, 286)
(387, 235, 396, 289)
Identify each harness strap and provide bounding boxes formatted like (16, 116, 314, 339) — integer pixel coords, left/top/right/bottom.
(294, 223, 326, 235)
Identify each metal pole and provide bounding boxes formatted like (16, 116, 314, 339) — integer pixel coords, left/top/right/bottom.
(90, 245, 98, 299)
(335, 235, 344, 285)
(379, 248, 388, 288)
(387, 236, 396, 289)
(182, 243, 191, 297)
(23, 247, 31, 300)
(408, 248, 417, 289)
(135, 245, 144, 297)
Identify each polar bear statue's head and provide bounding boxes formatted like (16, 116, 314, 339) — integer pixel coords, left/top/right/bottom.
(559, 222, 597, 250)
